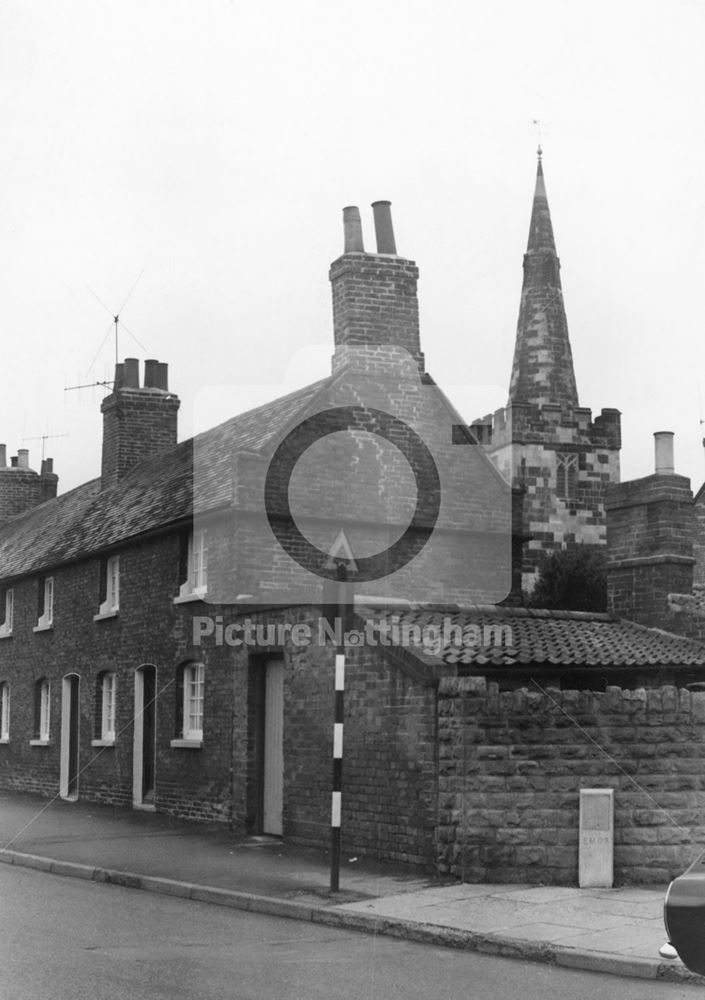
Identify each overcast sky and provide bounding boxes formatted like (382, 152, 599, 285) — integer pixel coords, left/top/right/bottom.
(1, 0, 704, 494)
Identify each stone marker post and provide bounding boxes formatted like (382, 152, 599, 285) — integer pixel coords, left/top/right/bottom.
(579, 788, 614, 888)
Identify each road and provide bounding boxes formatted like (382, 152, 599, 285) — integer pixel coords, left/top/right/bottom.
(0, 865, 696, 1000)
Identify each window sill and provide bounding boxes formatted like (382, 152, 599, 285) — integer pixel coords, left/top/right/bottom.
(29, 739, 51, 746)
(170, 738, 203, 749)
(173, 591, 208, 605)
(0, 630, 13, 640)
(91, 738, 115, 747)
(0, 737, 9, 744)
(93, 610, 119, 622)
(32, 622, 53, 633)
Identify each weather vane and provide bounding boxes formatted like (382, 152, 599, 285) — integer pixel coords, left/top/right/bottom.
(532, 118, 543, 158)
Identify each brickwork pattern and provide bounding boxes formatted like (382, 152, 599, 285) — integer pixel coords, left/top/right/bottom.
(0, 532, 238, 824)
(329, 253, 424, 373)
(437, 678, 705, 885)
(283, 617, 437, 867)
(0, 468, 58, 520)
(607, 473, 695, 628)
(101, 388, 180, 487)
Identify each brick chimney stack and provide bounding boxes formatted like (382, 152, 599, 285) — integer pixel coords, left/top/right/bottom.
(606, 432, 694, 628)
(0, 446, 58, 520)
(329, 201, 425, 375)
(101, 358, 180, 488)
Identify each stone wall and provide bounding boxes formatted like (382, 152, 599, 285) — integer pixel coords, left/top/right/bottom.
(437, 677, 705, 886)
(475, 402, 620, 592)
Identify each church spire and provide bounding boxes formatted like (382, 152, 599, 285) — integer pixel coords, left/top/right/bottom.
(508, 149, 579, 408)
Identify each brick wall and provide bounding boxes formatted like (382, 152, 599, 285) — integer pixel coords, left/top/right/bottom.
(0, 531, 239, 824)
(0, 468, 51, 520)
(279, 610, 438, 866)
(437, 677, 705, 885)
(101, 387, 179, 487)
(329, 253, 424, 374)
(693, 490, 705, 587)
(606, 473, 695, 629)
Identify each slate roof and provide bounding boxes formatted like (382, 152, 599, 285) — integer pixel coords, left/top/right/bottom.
(358, 605, 705, 669)
(0, 379, 327, 581)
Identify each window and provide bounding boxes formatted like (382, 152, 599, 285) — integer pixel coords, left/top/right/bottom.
(95, 555, 120, 618)
(171, 662, 204, 747)
(176, 530, 208, 601)
(32, 678, 51, 743)
(94, 671, 117, 744)
(34, 576, 54, 631)
(0, 588, 13, 638)
(0, 682, 9, 741)
(556, 452, 579, 500)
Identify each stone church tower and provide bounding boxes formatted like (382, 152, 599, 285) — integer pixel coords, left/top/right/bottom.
(473, 151, 621, 592)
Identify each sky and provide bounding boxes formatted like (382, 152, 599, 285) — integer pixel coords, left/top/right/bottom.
(1, 0, 704, 494)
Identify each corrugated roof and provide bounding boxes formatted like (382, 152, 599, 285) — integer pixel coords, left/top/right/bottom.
(357, 605, 705, 668)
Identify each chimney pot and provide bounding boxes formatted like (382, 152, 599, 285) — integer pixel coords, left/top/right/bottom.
(371, 200, 397, 254)
(0, 444, 5, 468)
(41, 457, 54, 475)
(10, 456, 18, 468)
(342, 206, 365, 253)
(113, 362, 124, 391)
(144, 359, 159, 388)
(654, 431, 675, 474)
(123, 357, 140, 389)
(155, 362, 169, 391)
(17, 448, 29, 470)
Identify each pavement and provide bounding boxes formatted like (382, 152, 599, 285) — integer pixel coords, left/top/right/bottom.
(0, 790, 701, 986)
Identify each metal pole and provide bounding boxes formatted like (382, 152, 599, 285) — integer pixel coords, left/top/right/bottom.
(330, 566, 347, 892)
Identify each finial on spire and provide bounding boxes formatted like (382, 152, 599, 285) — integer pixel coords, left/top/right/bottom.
(537, 144, 543, 160)
(532, 118, 543, 159)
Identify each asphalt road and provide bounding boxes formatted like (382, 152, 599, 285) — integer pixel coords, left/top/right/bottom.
(0, 866, 697, 1000)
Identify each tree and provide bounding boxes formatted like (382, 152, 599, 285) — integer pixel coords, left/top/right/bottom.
(529, 544, 607, 612)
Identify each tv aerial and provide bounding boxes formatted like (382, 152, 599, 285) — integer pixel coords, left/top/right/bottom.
(65, 265, 149, 394)
(22, 432, 69, 461)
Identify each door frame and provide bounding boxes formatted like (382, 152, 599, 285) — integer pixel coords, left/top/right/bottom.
(247, 654, 284, 835)
(132, 664, 157, 810)
(59, 673, 80, 800)
(262, 656, 284, 836)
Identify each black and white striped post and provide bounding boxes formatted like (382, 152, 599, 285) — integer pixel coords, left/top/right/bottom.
(330, 565, 349, 892)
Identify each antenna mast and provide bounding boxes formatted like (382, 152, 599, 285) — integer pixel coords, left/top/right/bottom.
(22, 432, 69, 461)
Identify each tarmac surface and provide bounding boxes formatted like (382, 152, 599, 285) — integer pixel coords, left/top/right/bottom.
(0, 790, 701, 985)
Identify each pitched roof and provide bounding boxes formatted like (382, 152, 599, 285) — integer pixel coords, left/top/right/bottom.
(0, 379, 327, 581)
(357, 604, 705, 669)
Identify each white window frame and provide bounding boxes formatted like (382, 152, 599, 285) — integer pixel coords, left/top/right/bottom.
(171, 663, 204, 747)
(34, 577, 54, 631)
(101, 671, 117, 741)
(0, 682, 9, 741)
(176, 530, 208, 602)
(30, 678, 51, 744)
(96, 555, 120, 618)
(0, 588, 13, 638)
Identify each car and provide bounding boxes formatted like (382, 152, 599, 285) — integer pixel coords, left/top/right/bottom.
(663, 851, 705, 974)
